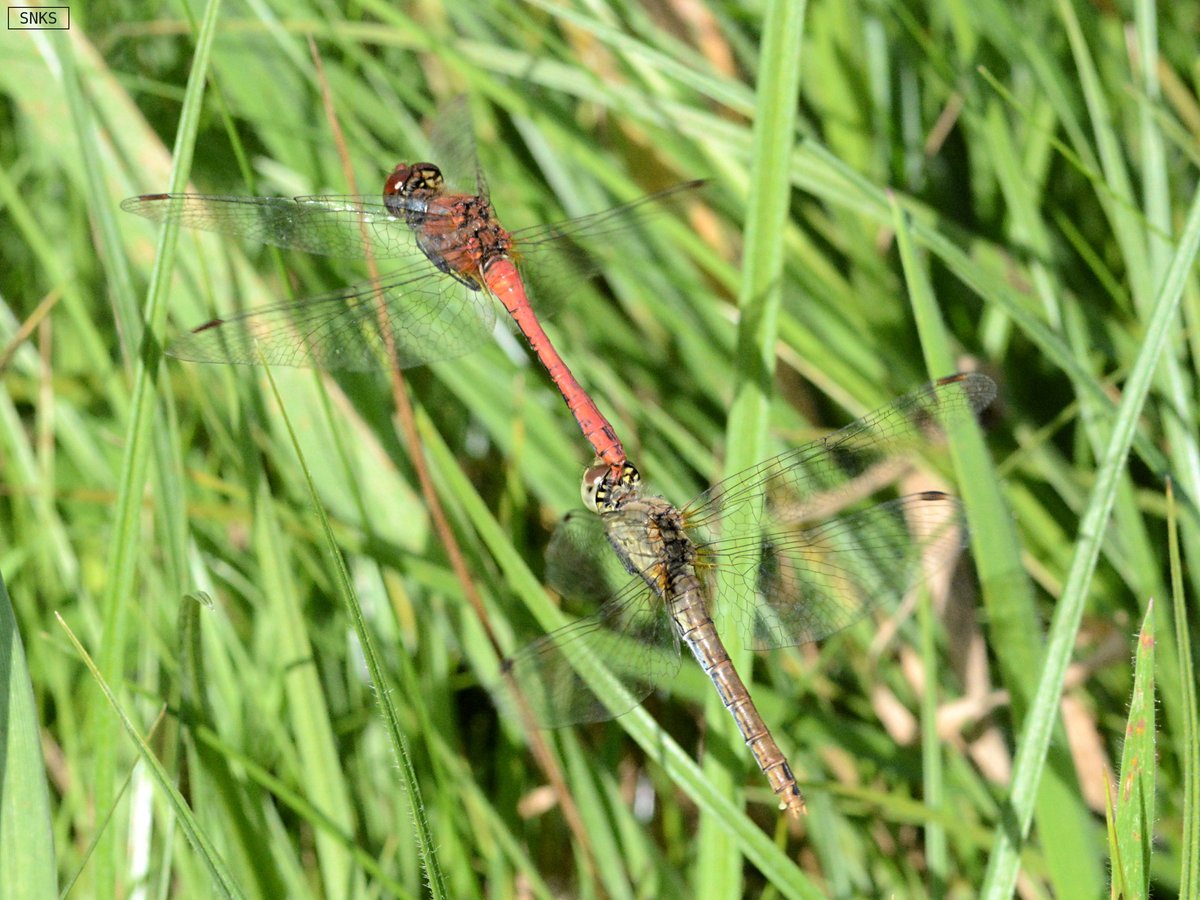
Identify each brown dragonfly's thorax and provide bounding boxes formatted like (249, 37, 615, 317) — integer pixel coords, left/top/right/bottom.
(651, 504, 694, 570)
(602, 497, 696, 598)
(383, 161, 513, 288)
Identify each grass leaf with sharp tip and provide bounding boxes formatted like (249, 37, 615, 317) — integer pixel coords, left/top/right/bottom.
(1114, 599, 1156, 897)
(0, 572, 56, 899)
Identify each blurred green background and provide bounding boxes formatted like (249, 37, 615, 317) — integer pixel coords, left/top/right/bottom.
(1, 0, 1196, 897)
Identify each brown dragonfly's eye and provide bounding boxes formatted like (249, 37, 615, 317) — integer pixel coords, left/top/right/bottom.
(620, 462, 641, 488)
(580, 462, 608, 511)
(581, 461, 641, 512)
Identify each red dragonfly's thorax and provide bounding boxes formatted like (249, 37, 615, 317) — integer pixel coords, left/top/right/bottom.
(384, 161, 513, 287)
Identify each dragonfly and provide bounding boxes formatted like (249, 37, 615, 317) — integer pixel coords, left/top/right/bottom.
(501, 373, 997, 816)
(122, 118, 701, 479)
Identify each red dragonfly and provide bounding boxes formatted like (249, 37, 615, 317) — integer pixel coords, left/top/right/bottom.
(123, 125, 701, 477)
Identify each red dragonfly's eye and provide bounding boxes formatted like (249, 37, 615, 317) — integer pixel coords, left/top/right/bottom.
(385, 162, 444, 198)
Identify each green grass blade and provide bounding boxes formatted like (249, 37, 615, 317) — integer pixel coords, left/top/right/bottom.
(176, 592, 292, 899)
(66, 1, 223, 891)
(894, 195, 1101, 893)
(1169, 481, 1200, 898)
(1104, 768, 1128, 900)
(1114, 599, 1156, 896)
(891, 200, 952, 895)
(250, 482, 362, 899)
(57, 615, 244, 898)
(917, 582, 947, 896)
(0, 572, 56, 899)
(981, 167, 1200, 900)
(722, 0, 808, 473)
(785, 141, 1186, 495)
(702, 1, 807, 892)
(260, 363, 448, 899)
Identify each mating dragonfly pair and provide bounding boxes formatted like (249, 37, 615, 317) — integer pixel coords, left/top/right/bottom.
(125, 111, 994, 815)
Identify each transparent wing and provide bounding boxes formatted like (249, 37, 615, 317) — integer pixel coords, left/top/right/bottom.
(684, 373, 996, 529)
(714, 492, 965, 650)
(426, 94, 486, 197)
(544, 511, 635, 604)
(122, 193, 446, 260)
(499, 581, 680, 728)
(166, 266, 495, 370)
(506, 180, 708, 319)
(125, 179, 707, 333)
(513, 180, 708, 250)
(500, 512, 680, 728)
(681, 374, 995, 649)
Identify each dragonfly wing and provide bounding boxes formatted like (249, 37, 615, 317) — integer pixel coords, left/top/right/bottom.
(499, 578, 681, 728)
(711, 493, 967, 650)
(426, 94, 487, 197)
(122, 193, 425, 259)
(544, 510, 634, 604)
(678, 374, 995, 650)
(513, 180, 709, 250)
(167, 267, 496, 371)
(507, 180, 709, 321)
(684, 373, 996, 530)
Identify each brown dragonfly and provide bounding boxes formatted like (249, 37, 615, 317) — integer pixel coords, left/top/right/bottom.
(502, 373, 996, 815)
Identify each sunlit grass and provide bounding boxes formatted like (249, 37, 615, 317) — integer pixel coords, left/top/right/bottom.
(1, 0, 1197, 896)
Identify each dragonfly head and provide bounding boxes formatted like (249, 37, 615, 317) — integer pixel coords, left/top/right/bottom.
(581, 461, 641, 513)
(384, 162, 445, 211)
